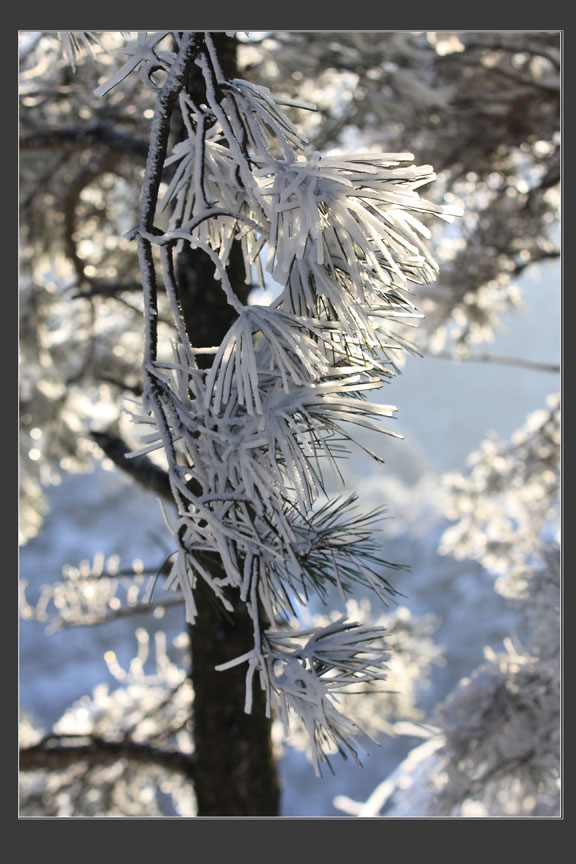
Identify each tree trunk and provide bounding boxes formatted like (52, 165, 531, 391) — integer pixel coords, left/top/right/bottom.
(189, 588, 279, 816)
(175, 33, 280, 816)
(176, 244, 280, 815)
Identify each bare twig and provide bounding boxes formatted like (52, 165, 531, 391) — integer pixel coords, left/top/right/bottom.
(511, 249, 560, 276)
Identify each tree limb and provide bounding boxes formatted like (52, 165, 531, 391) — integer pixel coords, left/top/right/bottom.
(90, 430, 174, 501)
(90, 429, 205, 501)
(20, 734, 195, 777)
(20, 124, 149, 161)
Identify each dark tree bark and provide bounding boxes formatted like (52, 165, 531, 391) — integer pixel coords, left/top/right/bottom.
(189, 584, 279, 816)
(174, 33, 280, 817)
(178, 238, 280, 816)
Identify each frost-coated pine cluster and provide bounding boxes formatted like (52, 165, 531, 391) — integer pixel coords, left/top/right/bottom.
(93, 31, 453, 771)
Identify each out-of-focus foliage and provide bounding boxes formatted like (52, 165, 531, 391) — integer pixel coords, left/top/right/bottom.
(336, 399, 560, 817)
(20, 594, 443, 816)
(440, 393, 560, 575)
(20, 30, 157, 543)
(19, 630, 197, 817)
(431, 398, 561, 816)
(19, 553, 181, 630)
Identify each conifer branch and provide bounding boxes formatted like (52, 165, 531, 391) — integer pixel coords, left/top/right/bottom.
(95, 30, 455, 770)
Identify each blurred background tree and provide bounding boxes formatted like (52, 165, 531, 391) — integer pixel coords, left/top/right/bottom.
(19, 30, 560, 818)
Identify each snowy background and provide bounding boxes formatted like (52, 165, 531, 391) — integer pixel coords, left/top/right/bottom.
(19, 258, 560, 817)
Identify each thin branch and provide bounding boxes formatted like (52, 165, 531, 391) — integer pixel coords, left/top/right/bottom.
(63, 151, 121, 287)
(426, 350, 560, 374)
(488, 65, 559, 93)
(135, 32, 207, 525)
(460, 36, 560, 71)
(72, 281, 156, 299)
(136, 33, 204, 385)
(511, 249, 560, 277)
(443, 47, 560, 89)
(57, 563, 168, 581)
(94, 374, 143, 396)
(122, 679, 190, 742)
(19, 124, 149, 161)
(20, 734, 195, 777)
(55, 594, 185, 629)
(138, 34, 204, 236)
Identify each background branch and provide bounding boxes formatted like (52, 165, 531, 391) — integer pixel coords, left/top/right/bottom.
(90, 430, 175, 501)
(54, 595, 185, 629)
(20, 734, 195, 777)
(426, 351, 560, 374)
(20, 124, 149, 161)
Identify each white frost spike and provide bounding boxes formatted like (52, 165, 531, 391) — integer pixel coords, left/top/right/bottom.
(261, 618, 390, 775)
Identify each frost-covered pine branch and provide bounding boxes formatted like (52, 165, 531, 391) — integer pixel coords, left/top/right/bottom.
(94, 31, 454, 771)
